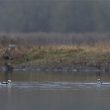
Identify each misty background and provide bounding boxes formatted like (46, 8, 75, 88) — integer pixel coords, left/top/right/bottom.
(0, 0, 110, 45)
(0, 0, 110, 33)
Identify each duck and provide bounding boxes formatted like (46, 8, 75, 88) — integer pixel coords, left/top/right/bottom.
(97, 78, 102, 87)
(1, 80, 12, 85)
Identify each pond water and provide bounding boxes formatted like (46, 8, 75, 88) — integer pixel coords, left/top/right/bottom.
(0, 71, 110, 110)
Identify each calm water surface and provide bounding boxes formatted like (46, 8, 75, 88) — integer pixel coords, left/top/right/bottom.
(0, 71, 110, 110)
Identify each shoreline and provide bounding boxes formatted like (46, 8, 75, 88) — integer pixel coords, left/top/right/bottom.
(10, 64, 110, 73)
(1, 44, 110, 73)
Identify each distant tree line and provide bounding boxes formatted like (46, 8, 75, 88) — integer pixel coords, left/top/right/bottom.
(0, 0, 110, 32)
(0, 32, 110, 46)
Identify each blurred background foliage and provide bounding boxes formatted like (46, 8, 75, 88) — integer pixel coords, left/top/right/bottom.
(0, 0, 110, 33)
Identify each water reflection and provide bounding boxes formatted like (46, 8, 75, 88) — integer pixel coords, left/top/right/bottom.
(2, 62, 13, 83)
(0, 71, 110, 90)
(0, 71, 110, 83)
(0, 71, 110, 110)
(3, 71, 13, 82)
(0, 86, 110, 110)
(0, 70, 110, 89)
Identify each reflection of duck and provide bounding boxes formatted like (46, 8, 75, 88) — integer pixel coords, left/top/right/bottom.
(97, 79, 102, 87)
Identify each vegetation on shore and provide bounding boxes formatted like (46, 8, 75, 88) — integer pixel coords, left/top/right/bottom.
(1, 42, 110, 69)
(24, 43, 110, 68)
(0, 33, 110, 70)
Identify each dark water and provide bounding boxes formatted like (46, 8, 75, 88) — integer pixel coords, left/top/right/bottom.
(0, 71, 110, 110)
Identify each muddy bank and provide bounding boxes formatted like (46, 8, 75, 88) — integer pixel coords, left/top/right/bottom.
(10, 64, 110, 73)
(1, 61, 110, 73)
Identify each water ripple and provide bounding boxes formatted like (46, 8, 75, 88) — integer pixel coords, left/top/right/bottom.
(0, 82, 110, 89)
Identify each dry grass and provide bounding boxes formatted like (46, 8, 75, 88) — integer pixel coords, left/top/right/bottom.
(24, 43, 110, 67)
(1, 42, 110, 67)
(30, 43, 110, 54)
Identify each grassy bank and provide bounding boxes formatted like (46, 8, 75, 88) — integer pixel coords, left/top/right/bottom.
(1, 43, 110, 69)
(21, 43, 110, 68)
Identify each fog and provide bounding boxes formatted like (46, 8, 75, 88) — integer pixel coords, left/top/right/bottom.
(0, 0, 109, 33)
